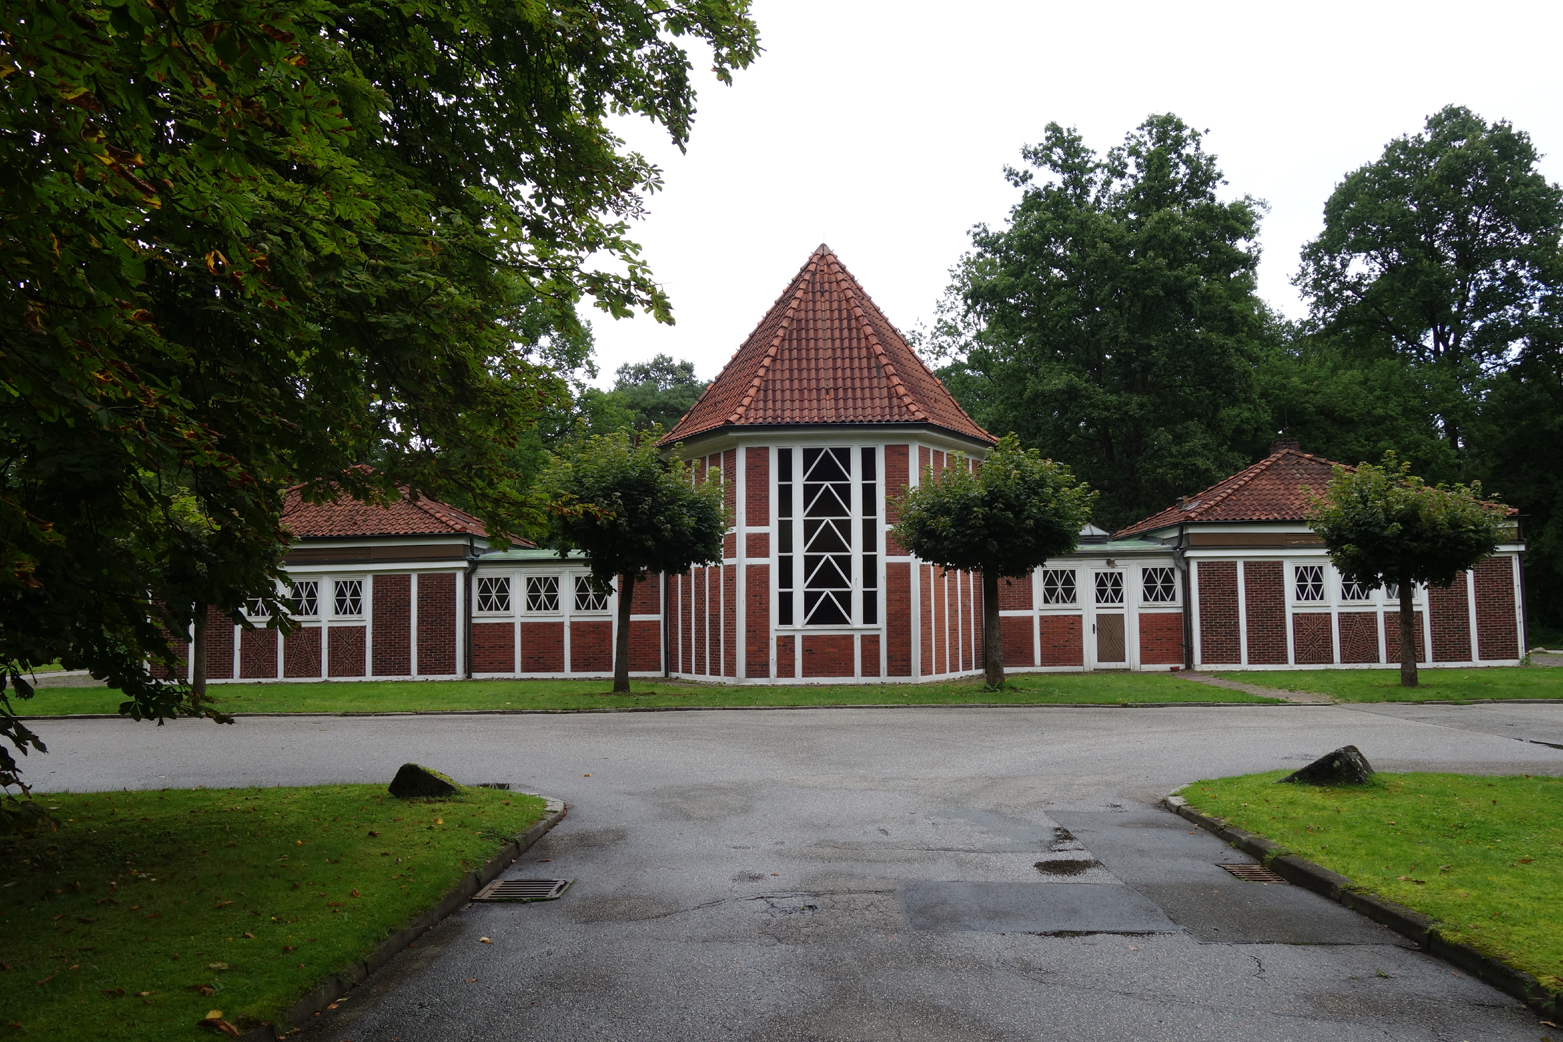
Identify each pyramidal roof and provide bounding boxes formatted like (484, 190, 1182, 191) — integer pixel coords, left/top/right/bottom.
(661, 245, 995, 447)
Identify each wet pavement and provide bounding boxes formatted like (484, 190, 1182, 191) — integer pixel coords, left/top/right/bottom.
(28, 701, 1563, 1041)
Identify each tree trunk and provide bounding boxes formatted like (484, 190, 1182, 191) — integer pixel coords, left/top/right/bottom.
(1398, 582, 1418, 688)
(982, 570, 1004, 690)
(614, 573, 634, 695)
(191, 605, 207, 698)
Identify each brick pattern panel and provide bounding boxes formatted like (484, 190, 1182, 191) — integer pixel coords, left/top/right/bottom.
(746, 532, 769, 559)
(372, 574, 411, 676)
(629, 620, 661, 673)
(1197, 561, 1240, 664)
(521, 621, 565, 673)
(884, 445, 909, 556)
(970, 573, 984, 671)
(1001, 616, 1035, 667)
(1428, 574, 1472, 662)
(570, 620, 612, 673)
(861, 634, 881, 677)
(932, 567, 947, 675)
(802, 634, 855, 678)
(886, 562, 912, 676)
(776, 634, 795, 678)
(746, 447, 770, 526)
(417, 572, 457, 675)
(629, 575, 660, 615)
(1292, 612, 1334, 665)
(722, 565, 737, 677)
(1138, 612, 1183, 665)
(1243, 562, 1287, 665)
(239, 627, 277, 679)
(1038, 615, 1084, 666)
(723, 449, 737, 518)
(1474, 557, 1519, 660)
(959, 573, 972, 672)
(471, 622, 514, 674)
(1339, 612, 1380, 663)
(746, 563, 769, 679)
(206, 607, 236, 680)
(284, 627, 322, 678)
(998, 576, 1032, 611)
(328, 625, 366, 677)
(1383, 611, 1426, 664)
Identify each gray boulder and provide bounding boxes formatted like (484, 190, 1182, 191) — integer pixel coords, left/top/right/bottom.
(389, 763, 463, 799)
(1278, 745, 1374, 786)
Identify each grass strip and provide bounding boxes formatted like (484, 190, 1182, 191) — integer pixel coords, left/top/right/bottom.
(1211, 666, 1563, 702)
(21, 672, 1274, 715)
(0, 784, 546, 1041)
(1178, 771, 1563, 991)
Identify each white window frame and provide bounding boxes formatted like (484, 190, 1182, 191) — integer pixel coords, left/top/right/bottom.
(1292, 564, 1326, 604)
(524, 574, 562, 615)
(1040, 568, 1077, 606)
(332, 578, 364, 619)
(1140, 566, 1178, 605)
(289, 579, 320, 619)
(1094, 570, 1125, 606)
(475, 574, 512, 615)
(573, 574, 611, 614)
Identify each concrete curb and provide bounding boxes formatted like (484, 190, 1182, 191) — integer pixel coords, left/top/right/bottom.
(239, 794, 567, 1041)
(1163, 794, 1560, 1018)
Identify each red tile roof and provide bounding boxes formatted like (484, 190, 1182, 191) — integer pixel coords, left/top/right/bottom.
(661, 245, 995, 447)
(1114, 449, 1344, 539)
(282, 485, 496, 540)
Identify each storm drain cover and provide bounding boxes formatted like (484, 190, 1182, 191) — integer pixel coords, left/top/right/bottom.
(473, 878, 573, 902)
(1218, 863, 1287, 883)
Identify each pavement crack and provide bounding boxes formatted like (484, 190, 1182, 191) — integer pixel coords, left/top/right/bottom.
(1249, 954, 1266, 981)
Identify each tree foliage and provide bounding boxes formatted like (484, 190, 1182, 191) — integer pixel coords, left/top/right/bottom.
(1307, 453, 1509, 686)
(931, 114, 1266, 530)
(609, 354, 708, 433)
(894, 435, 1094, 688)
(0, 0, 758, 804)
(537, 429, 726, 692)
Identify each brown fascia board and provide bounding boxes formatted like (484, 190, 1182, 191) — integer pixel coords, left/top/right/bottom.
(665, 420, 996, 456)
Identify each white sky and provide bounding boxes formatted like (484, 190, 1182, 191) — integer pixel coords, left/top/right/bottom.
(584, 0, 1563, 386)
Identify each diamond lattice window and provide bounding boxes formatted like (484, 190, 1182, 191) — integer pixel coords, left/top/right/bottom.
(291, 581, 318, 617)
(1142, 567, 1176, 603)
(1340, 577, 1371, 602)
(574, 575, 610, 612)
(1095, 571, 1124, 605)
(802, 447, 853, 626)
(333, 579, 362, 617)
(245, 597, 269, 619)
(1040, 570, 1076, 604)
(526, 575, 560, 613)
(1294, 565, 1325, 602)
(476, 576, 511, 613)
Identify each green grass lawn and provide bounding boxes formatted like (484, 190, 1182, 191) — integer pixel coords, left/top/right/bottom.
(0, 784, 547, 1041)
(1178, 772, 1563, 992)
(1213, 666, 1563, 702)
(19, 672, 1276, 716)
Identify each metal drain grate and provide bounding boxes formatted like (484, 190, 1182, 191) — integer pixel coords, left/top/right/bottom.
(472, 878, 573, 902)
(1218, 863, 1287, 883)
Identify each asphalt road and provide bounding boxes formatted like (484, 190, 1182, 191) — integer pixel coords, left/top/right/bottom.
(27, 701, 1563, 1042)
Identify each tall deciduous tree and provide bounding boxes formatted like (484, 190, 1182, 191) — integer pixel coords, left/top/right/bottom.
(611, 355, 709, 433)
(931, 114, 1266, 531)
(0, 0, 759, 809)
(538, 430, 726, 693)
(894, 436, 1095, 689)
(1307, 453, 1509, 687)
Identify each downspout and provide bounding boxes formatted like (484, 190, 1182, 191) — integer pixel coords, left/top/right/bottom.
(1516, 514, 1531, 658)
(1174, 523, 1193, 671)
(464, 535, 480, 678)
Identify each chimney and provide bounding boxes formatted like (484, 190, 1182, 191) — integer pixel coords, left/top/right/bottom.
(1270, 437, 1301, 455)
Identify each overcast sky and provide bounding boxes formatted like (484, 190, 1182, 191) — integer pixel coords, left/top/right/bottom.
(583, 0, 1563, 386)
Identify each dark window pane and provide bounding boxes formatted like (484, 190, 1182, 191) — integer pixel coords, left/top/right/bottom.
(861, 518, 876, 551)
(779, 523, 792, 553)
(862, 554, 877, 588)
(863, 588, 878, 625)
(778, 483, 792, 519)
(861, 447, 876, 482)
(862, 481, 876, 518)
(778, 554, 793, 590)
(779, 591, 793, 626)
(777, 448, 792, 483)
(804, 447, 849, 483)
(804, 590, 850, 625)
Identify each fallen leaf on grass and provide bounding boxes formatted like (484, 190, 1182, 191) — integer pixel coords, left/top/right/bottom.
(351, 890, 359, 898)
(242, 932, 254, 939)
(34, 974, 55, 986)
(214, 901, 233, 909)
(206, 1010, 223, 1020)
(197, 1015, 242, 1037)
(77, 916, 97, 924)
(102, 988, 125, 998)
(367, 831, 380, 837)
(147, 912, 163, 918)
(96, 898, 119, 906)
(208, 962, 230, 971)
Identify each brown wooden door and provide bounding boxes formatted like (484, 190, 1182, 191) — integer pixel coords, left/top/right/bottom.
(1096, 614, 1126, 664)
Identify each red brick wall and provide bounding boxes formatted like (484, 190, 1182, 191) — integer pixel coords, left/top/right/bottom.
(1428, 573, 1472, 662)
(471, 622, 514, 673)
(959, 573, 972, 671)
(998, 576, 1032, 611)
(1339, 612, 1380, 663)
(328, 625, 366, 677)
(776, 634, 795, 678)
(629, 575, 660, 615)
(154, 629, 190, 682)
(861, 633, 881, 677)
(933, 567, 947, 674)
(1197, 561, 1240, 664)
(206, 607, 235, 680)
(886, 562, 912, 676)
(630, 619, 661, 672)
(884, 444, 909, 556)
(920, 565, 934, 676)
(802, 634, 854, 677)
(417, 572, 457, 675)
(1243, 562, 1287, 665)
(723, 448, 737, 517)
(675, 573, 687, 674)
(284, 627, 321, 678)
(372, 574, 411, 676)
(521, 621, 565, 673)
(746, 532, 769, 558)
(1138, 612, 1183, 665)
(1002, 615, 1034, 666)
(240, 627, 277, 679)
(694, 567, 707, 675)
(570, 620, 611, 673)
(746, 563, 769, 678)
(1474, 556, 1519, 660)
(746, 447, 769, 526)
(722, 564, 736, 677)
(1384, 610, 1426, 663)
(1039, 615, 1084, 666)
(1292, 612, 1334, 665)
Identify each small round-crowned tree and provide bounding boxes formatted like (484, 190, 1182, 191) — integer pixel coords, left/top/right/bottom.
(1307, 452, 1510, 687)
(539, 429, 726, 694)
(895, 435, 1095, 689)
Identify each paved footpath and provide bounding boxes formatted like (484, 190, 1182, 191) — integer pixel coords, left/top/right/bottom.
(28, 701, 1563, 1042)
